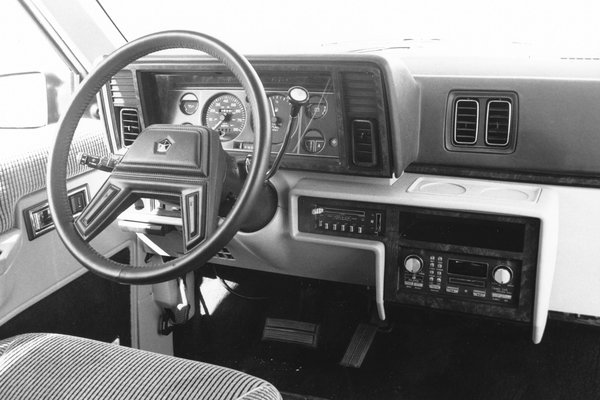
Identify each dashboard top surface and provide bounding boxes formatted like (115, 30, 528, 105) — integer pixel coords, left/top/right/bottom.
(104, 52, 600, 185)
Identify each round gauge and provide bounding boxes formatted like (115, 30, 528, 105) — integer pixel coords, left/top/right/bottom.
(203, 93, 247, 140)
(302, 130, 326, 154)
(268, 93, 293, 144)
(180, 93, 199, 115)
(305, 95, 328, 119)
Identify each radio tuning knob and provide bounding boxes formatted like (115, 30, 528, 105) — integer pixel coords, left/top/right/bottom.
(493, 266, 513, 285)
(404, 255, 423, 274)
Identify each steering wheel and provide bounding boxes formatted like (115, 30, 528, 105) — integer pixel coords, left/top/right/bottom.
(47, 31, 271, 284)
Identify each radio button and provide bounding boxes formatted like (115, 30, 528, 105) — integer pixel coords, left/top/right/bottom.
(404, 256, 423, 274)
(493, 266, 513, 285)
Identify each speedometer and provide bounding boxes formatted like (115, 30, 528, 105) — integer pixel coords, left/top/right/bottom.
(203, 93, 247, 141)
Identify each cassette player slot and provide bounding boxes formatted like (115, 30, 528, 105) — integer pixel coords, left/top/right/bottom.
(448, 277, 486, 288)
(322, 207, 365, 218)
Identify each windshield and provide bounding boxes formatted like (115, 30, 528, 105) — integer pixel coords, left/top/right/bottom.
(101, 0, 600, 57)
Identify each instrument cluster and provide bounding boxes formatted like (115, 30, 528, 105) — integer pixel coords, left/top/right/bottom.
(163, 88, 340, 159)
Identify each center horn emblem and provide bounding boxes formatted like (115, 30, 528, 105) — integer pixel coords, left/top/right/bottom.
(155, 138, 173, 153)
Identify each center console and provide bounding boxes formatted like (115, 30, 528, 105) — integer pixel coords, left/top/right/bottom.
(298, 196, 540, 323)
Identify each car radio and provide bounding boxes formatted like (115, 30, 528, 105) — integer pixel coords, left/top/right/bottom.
(297, 196, 385, 237)
(387, 207, 540, 323)
(297, 196, 539, 323)
(399, 249, 520, 306)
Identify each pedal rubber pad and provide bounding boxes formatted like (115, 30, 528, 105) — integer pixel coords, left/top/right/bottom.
(262, 318, 320, 348)
(339, 323, 378, 368)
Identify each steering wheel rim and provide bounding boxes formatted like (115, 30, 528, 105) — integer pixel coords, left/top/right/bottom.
(47, 31, 271, 284)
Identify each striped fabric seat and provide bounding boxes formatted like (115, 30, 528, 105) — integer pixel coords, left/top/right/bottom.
(0, 333, 281, 400)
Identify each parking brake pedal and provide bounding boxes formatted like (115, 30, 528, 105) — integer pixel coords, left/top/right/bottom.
(339, 323, 378, 368)
(262, 318, 319, 348)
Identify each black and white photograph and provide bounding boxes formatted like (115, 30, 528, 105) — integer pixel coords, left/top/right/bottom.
(1, 1, 600, 399)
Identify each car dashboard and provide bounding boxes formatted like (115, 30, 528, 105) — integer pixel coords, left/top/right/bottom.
(106, 57, 398, 178)
(101, 52, 600, 344)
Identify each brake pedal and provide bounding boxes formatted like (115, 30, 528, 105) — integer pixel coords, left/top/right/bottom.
(262, 318, 320, 348)
(339, 323, 378, 368)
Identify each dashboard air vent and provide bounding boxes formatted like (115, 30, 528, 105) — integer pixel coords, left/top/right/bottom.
(453, 99, 479, 145)
(485, 100, 512, 146)
(341, 72, 378, 115)
(351, 120, 377, 167)
(120, 108, 140, 146)
(110, 70, 136, 107)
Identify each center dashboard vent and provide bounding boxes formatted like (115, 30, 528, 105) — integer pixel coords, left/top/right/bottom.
(485, 100, 511, 146)
(453, 99, 479, 144)
(446, 91, 518, 154)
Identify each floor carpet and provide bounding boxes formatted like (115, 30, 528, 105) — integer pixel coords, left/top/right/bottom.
(174, 268, 600, 400)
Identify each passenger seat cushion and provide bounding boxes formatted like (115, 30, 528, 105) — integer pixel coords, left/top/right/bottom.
(0, 333, 281, 400)
(0, 337, 11, 357)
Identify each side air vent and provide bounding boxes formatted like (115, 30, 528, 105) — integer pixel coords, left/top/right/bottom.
(351, 120, 377, 167)
(485, 100, 511, 146)
(110, 70, 137, 107)
(453, 99, 479, 145)
(120, 108, 140, 146)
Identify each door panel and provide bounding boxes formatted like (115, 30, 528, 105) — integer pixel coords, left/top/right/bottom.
(0, 170, 135, 326)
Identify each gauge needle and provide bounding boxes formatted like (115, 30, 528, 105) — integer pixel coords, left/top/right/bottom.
(212, 120, 224, 130)
(212, 113, 229, 130)
(269, 97, 276, 117)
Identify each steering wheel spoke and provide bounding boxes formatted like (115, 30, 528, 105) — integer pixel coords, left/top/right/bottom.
(180, 186, 207, 252)
(75, 176, 132, 242)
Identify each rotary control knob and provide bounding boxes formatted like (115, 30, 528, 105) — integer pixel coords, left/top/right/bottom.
(404, 255, 423, 274)
(493, 266, 513, 285)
